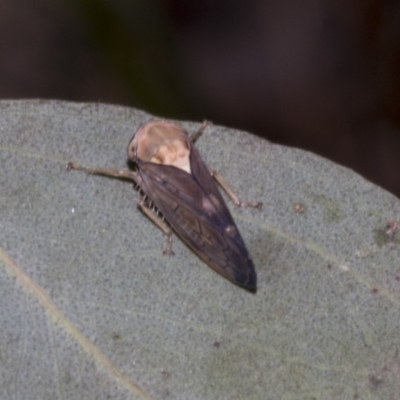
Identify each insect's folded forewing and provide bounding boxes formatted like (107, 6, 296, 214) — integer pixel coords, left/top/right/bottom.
(138, 144, 257, 289)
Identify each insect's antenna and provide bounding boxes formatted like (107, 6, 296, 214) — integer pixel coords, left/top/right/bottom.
(190, 120, 212, 143)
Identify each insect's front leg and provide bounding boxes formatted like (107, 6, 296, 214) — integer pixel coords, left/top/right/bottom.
(211, 170, 263, 209)
(137, 198, 175, 256)
(67, 162, 141, 184)
(189, 120, 212, 143)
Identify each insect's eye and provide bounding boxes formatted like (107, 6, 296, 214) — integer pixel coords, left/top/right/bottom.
(127, 143, 136, 161)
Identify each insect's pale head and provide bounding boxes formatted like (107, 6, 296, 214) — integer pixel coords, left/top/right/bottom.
(128, 120, 192, 173)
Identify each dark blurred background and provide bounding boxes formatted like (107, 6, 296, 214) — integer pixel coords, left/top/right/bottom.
(1, 0, 400, 196)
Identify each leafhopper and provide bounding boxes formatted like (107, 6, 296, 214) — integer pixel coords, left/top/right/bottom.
(68, 120, 261, 290)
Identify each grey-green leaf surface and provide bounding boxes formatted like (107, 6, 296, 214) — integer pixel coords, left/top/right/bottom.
(1, 100, 400, 400)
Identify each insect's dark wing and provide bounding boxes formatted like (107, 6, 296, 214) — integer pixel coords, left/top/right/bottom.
(138, 144, 257, 289)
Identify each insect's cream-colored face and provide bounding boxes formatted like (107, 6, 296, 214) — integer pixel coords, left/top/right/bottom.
(128, 121, 192, 174)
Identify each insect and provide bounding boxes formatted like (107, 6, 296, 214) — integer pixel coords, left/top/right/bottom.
(68, 120, 262, 290)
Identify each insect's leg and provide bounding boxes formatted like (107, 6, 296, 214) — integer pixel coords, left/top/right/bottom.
(67, 162, 140, 184)
(137, 198, 175, 255)
(189, 120, 212, 143)
(211, 170, 263, 209)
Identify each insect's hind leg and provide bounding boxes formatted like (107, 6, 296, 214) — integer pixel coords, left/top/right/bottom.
(137, 198, 175, 255)
(189, 120, 212, 143)
(211, 170, 263, 209)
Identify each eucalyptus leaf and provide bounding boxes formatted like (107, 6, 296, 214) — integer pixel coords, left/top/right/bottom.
(1, 100, 399, 399)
